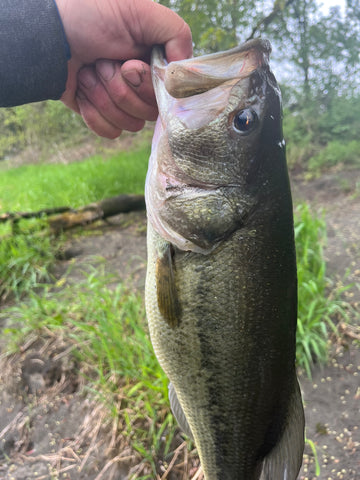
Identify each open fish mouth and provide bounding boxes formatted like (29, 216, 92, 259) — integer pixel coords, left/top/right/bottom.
(152, 39, 271, 99)
(151, 40, 271, 131)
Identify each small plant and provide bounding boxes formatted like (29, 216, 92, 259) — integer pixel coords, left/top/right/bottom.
(0, 219, 62, 301)
(294, 203, 351, 377)
(305, 436, 321, 476)
(1, 271, 182, 477)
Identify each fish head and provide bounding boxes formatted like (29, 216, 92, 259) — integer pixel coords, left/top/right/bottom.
(151, 39, 284, 187)
(147, 40, 287, 252)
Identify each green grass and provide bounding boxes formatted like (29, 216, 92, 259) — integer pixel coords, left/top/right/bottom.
(0, 202, 353, 474)
(1, 271, 180, 478)
(0, 145, 149, 213)
(0, 145, 150, 300)
(0, 148, 354, 473)
(308, 140, 360, 176)
(0, 220, 62, 301)
(294, 203, 352, 377)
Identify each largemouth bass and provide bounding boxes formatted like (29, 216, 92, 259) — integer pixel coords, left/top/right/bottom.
(145, 39, 305, 480)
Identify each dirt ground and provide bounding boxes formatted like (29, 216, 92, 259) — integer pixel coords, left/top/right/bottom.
(0, 168, 359, 480)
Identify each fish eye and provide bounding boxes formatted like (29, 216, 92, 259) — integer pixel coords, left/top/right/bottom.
(233, 109, 258, 134)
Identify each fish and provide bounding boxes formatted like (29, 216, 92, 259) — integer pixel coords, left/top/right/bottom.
(145, 39, 305, 480)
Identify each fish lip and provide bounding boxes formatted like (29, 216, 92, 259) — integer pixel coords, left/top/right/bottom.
(151, 39, 271, 100)
(164, 183, 242, 193)
(161, 170, 243, 194)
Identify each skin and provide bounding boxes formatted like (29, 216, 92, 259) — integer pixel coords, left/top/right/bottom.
(55, 0, 192, 138)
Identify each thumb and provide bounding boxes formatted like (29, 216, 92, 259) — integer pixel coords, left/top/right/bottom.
(130, 0, 193, 62)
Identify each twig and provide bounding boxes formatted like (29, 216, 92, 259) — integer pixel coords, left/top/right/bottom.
(93, 454, 135, 480)
(0, 206, 71, 223)
(247, 0, 296, 40)
(78, 418, 104, 471)
(182, 443, 188, 480)
(0, 412, 23, 440)
(191, 465, 204, 480)
(160, 441, 187, 480)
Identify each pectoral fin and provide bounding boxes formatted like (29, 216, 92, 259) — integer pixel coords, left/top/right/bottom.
(169, 382, 193, 440)
(260, 376, 305, 480)
(156, 244, 182, 328)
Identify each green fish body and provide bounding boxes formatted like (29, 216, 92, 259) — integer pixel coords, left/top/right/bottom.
(145, 40, 305, 480)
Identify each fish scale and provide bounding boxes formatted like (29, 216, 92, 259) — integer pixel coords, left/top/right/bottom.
(145, 39, 305, 479)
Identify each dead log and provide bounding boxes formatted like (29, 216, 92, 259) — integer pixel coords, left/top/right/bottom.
(49, 194, 145, 233)
(0, 194, 146, 234)
(0, 206, 71, 223)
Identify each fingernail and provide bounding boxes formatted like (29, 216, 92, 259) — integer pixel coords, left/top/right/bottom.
(78, 68, 97, 89)
(123, 69, 142, 88)
(97, 59, 116, 81)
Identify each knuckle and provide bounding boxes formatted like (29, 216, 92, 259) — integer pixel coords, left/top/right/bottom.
(112, 84, 129, 106)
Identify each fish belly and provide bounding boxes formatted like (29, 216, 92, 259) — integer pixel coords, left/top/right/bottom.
(145, 220, 297, 480)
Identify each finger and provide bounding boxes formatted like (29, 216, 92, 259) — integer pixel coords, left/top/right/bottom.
(124, 0, 193, 62)
(78, 65, 147, 133)
(119, 60, 158, 108)
(77, 90, 124, 138)
(95, 60, 158, 121)
(164, 21, 193, 63)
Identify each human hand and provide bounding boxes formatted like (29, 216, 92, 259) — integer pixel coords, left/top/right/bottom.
(55, 0, 192, 138)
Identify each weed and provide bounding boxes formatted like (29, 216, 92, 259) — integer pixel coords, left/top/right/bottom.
(308, 140, 360, 175)
(0, 220, 62, 302)
(305, 437, 321, 476)
(294, 204, 351, 377)
(1, 270, 180, 476)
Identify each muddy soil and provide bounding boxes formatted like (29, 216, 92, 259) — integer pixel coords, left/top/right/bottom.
(0, 170, 359, 480)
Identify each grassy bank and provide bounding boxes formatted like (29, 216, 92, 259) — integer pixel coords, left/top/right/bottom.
(0, 144, 150, 213)
(0, 147, 350, 370)
(0, 145, 150, 301)
(0, 147, 353, 476)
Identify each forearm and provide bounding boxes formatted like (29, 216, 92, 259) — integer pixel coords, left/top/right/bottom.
(0, 0, 70, 107)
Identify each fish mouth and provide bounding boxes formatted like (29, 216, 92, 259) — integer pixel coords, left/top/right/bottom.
(151, 40, 270, 131)
(152, 39, 271, 99)
(158, 167, 243, 197)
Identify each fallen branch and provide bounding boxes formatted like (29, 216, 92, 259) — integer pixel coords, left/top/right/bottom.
(49, 194, 145, 233)
(0, 206, 71, 223)
(0, 194, 146, 233)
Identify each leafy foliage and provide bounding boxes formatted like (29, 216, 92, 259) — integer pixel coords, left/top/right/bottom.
(0, 101, 88, 159)
(0, 221, 61, 302)
(294, 204, 351, 377)
(308, 140, 360, 174)
(283, 94, 360, 171)
(1, 272, 180, 477)
(159, 0, 261, 52)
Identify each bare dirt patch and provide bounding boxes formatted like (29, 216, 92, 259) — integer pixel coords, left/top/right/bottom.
(0, 170, 359, 479)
